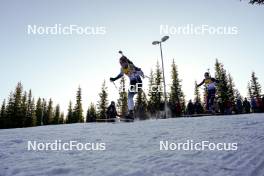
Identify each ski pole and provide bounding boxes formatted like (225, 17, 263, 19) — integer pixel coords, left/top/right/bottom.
(143, 75, 150, 79)
(112, 81, 118, 90)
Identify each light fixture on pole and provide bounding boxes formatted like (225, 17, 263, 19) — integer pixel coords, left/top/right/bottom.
(152, 36, 169, 118)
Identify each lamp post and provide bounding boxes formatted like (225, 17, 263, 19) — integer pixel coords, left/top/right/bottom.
(152, 36, 169, 118)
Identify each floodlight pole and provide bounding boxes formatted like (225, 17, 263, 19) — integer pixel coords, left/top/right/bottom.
(153, 36, 169, 118)
(159, 42, 168, 118)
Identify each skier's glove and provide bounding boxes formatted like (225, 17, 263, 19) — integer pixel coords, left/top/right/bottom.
(110, 77, 116, 82)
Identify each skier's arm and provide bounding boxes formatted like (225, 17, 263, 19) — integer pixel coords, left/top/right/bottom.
(110, 70, 124, 82)
(197, 79, 205, 87)
(211, 78, 220, 84)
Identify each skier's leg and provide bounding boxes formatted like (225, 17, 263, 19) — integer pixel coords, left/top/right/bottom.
(208, 89, 216, 113)
(127, 91, 136, 119)
(127, 78, 142, 119)
(210, 96, 215, 113)
(211, 89, 216, 112)
(128, 91, 135, 111)
(206, 93, 210, 111)
(207, 91, 213, 112)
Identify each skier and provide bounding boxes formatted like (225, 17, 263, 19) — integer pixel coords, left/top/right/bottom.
(186, 100, 195, 115)
(194, 100, 203, 114)
(243, 98, 251, 113)
(110, 51, 144, 119)
(106, 101, 118, 119)
(197, 72, 219, 113)
(236, 97, 243, 114)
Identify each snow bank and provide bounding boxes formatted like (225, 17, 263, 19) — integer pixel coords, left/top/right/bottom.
(0, 113, 264, 176)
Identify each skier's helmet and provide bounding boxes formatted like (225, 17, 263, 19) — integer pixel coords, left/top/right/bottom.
(119, 56, 129, 68)
(119, 56, 128, 63)
(204, 72, 210, 78)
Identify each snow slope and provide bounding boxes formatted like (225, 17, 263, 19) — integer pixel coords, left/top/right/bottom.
(0, 114, 264, 176)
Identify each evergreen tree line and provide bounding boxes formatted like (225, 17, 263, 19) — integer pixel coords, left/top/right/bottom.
(0, 84, 83, 129)
(1, 59, 263, 129)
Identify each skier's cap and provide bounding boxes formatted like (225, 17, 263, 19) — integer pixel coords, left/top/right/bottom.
(119, 56, 128, 63)
(204, 72, 210, 76)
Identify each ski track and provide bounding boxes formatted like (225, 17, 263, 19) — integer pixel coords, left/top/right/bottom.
(0, 114, 264, 176)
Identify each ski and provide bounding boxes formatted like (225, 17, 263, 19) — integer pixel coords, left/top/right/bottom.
(183, 113, 223, 117)
(119, 118, 134, 122)
(96, 118, 118, 123)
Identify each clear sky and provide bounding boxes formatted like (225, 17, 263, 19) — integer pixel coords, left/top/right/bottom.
(0, 0, 263, 113)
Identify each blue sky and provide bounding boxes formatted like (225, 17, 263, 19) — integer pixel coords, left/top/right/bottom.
(0, 0, 263, 113)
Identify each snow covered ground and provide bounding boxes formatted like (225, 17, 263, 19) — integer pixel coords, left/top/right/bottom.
(0, 113, 264, 176)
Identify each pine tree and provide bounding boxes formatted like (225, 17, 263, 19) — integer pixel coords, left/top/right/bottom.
(0, 99, 6, 129)
(66, 101, 73, 123)
(169, 59, 185, 117)
(215, 59, 229, 113)
(31, 99, 36, 126)
(235, 89, 243, 101)
(72, 87, 84, 123)
(42, 99, 48, 125)
(147, 61, 164, 117)
(135, 90, 148, 119)
(97, 80, 108, 119)
(0, 100, 6, 117)
(227, 73, 236, 110)
(5, 92, 14, 128)
(44, 98, 53, 125)
(147, 69, 156, 115)
(10, 82, 24, 128)
(86, 103, 97, 122)
(53, 104, 60, 124)
(35, 98, 43, 126)
(248, 0, 264, 5)
(117, 77, 128, 117)
(21, 91, 28, 127)
(248, 83, 253, 99)
(154, 61, 163, 111)
(181, 95, 186, 115)
(59, 113, 64, 124)
(250, 72, 262, 99)
(24, 90, 36, 127)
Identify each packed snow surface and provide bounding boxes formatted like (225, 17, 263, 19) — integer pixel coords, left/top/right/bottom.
(0, 114, 264, 176)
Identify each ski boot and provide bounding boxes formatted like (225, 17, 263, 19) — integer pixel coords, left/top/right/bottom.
(124, 110, 134, 122)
